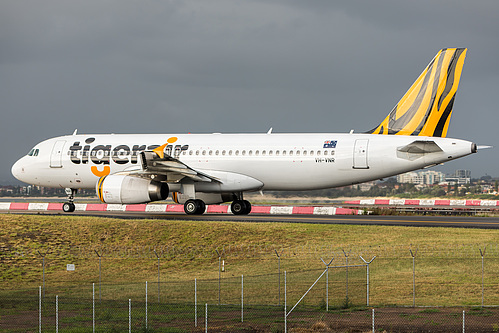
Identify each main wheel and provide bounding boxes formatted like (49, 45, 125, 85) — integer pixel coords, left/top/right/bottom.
(194, 199, 206, 214)
(62, 202, 75, 213)
(184, 199, 206, 215)
(184, 199, 199, 215)
(231, 200, 251, 215)
(242, 200, 252, 215)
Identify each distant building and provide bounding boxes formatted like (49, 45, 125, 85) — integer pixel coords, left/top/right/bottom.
(446, 169, 471, 184)
(397, 170, 445, 185)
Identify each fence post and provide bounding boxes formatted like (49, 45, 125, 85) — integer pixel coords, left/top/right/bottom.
(56, 295, 59, 333)
(93, 283, 95, 333)
(275, 250, 282, 305)
(360, 255, 377, 307)
(463, 309, 465, 333)
(154, 250, 160, 303)
(372, 308, 375, 333)
(284, 271, 287, 333)
(205, 303, 208, 333)
(94, 250, 102, 302)
(479, 247, 486, 307)
(241, 275, 244, 322)
(39, 286, 41, 333)
(129, 299, 131, 333)
(195, 278, 197, 327)
(320, 256, 334, 311)
(145, 281, 148, 330)
(38, 251, 45, 299)
(342, 249, 351, 304)
(215, 249, 224, 305)
(410, 248, 418, 307)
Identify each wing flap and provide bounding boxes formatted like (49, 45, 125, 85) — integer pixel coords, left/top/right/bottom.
(139, 151, 220, 183)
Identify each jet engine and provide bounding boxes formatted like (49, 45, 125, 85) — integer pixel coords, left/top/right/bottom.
(96, 174, 168, 204)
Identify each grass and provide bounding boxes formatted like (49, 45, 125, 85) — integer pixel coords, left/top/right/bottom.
(0, 214, 499, 307)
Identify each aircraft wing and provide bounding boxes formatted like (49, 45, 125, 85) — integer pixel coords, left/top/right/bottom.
(136, 150, 220, 183)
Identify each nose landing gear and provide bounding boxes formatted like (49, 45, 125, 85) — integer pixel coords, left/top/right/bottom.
(62, 188, 77, 213)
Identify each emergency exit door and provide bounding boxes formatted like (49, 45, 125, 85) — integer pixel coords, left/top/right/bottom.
(353, 139, 369, 169)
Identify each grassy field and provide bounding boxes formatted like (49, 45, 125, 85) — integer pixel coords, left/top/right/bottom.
(1, 214, 499, 307)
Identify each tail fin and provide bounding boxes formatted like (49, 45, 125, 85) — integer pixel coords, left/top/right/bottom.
(367, 48, 467, 137)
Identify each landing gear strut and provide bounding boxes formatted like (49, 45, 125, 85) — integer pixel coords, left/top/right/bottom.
(231, 200, 251, 215)
(184, 199, 206, 215)
(62, 188, 77, 213)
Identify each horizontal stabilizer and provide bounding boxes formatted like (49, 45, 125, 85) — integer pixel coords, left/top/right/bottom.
(397, 140, 443, 154)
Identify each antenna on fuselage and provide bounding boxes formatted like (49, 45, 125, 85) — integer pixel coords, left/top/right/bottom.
(72, 129, 78, 135)
(267, 127, 273, 134)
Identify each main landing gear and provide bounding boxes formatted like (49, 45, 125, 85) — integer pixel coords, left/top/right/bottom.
(231, 200, 252, 215)
(62, 188, 77, 213)
(183, 198, 252, 215)
(184, 199, 206, 215)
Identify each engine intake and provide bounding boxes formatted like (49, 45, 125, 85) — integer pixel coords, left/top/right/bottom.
(97, 174, 168, 204)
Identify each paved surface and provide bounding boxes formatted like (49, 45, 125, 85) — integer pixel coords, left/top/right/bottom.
(5, 210, 499, 229)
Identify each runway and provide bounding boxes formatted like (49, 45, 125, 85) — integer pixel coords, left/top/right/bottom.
(6, 210, 499, 229)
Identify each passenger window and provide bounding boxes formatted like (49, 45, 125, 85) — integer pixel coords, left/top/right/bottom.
(235, 150, 239, 156)
(269, 150, 273, 156)
(255, 150, 259, 156)
(189, 150, 193, 155)
(209, 150, 213, 156)
(202, 150, 206, 155)
(276, 150, 280, 156)
(310, 151, 313, 156)
(289, 151, 293, 156)
(324, 151, 328, 156)
(196, 150, 200, 155)
(317, 151, 321, 156)
(249, 150, 253, 156)
(222, 150, 226, 156)
(303, 151, 307, 156)
(216, 150, 219, 155)
(283, 151, 286, 156)
(242, 150, 246, 156)
(262, 150, 266, 156)
(296, 151, 300, 156)
(229, 150, 233, 156)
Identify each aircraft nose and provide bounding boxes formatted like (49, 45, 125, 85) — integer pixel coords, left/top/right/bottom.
(11, 158, 26, 181)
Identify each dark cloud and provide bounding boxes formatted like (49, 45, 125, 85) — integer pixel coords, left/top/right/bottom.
(1, 0, 498, 183)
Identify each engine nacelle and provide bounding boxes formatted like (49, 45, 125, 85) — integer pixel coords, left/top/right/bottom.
(96, 174, 168, 204)
(172, 192, 233, 205)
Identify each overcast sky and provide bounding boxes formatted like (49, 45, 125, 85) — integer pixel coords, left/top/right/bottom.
(1, 1, 499, 184)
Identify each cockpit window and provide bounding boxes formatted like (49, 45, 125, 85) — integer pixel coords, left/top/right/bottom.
(27, 148, 39, 157)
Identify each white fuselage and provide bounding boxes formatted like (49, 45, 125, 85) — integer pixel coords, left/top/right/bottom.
(12, 133, 475, 192)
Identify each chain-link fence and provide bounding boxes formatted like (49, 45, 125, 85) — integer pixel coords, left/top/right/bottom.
(2, 244, 499, 331)
(3, 285, 499, 332)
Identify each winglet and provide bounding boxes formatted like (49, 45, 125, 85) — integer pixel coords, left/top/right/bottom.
(367, 48, 467, 137)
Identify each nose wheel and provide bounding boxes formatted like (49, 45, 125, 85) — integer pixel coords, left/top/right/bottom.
(62, 202, 76, 212)
(63, 188, 77, 213)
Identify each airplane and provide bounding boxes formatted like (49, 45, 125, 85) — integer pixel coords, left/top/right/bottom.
(11, 48, 483, 215)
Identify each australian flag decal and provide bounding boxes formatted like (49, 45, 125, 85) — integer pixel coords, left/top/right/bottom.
(323, 140, 337, 148)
